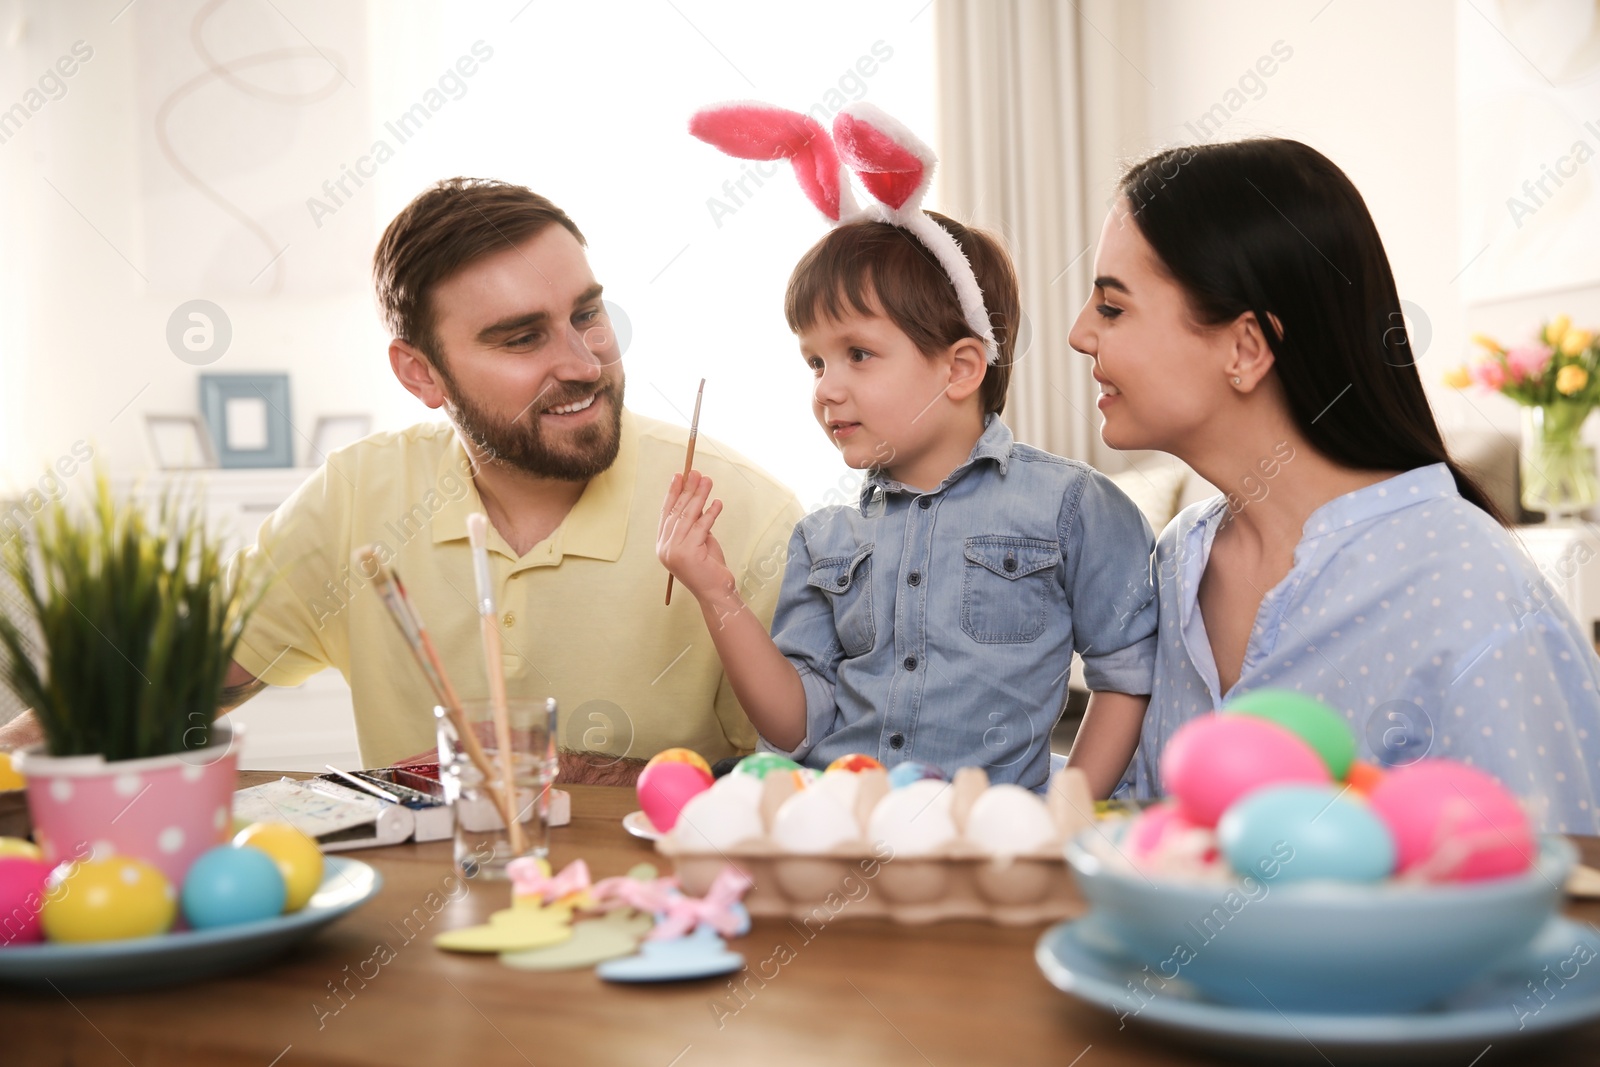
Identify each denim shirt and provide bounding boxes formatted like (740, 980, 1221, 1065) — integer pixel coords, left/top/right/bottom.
(1126, 463, 1600, 833)
(766, 416, 1158, 790)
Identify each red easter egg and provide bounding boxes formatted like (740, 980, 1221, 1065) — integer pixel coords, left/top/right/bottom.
(636, 761, 713, 833)
(0, 857, 53, 945)
(1162, 714, 1329, 827)
(1367, 760, 1533, 881)
(825, 754, 884, 774)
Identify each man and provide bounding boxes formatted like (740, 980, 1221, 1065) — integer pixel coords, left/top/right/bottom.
(2, 179, 802, 783)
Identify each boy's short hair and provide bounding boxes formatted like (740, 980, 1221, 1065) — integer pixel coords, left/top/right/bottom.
(783, 212, 1020, 415)
(372, 177, 585, 368)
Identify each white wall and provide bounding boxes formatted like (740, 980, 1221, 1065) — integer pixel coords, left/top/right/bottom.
(0, 0, 934, 512)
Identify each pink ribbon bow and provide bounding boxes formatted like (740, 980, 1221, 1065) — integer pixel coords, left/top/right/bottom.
(588, 873, 681, 915)
(507, 857, 592, 904)
(645, 866, 754, 942)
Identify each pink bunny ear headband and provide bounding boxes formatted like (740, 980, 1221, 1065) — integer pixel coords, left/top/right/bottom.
(689, 101, 1000, 365)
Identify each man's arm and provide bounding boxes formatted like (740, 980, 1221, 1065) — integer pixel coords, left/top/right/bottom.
(557, 751, 647, 787)
(220, 660, 267, 713)
(0, 659, 267, 755)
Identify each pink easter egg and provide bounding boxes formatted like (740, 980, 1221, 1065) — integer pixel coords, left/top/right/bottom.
(637, 761, 713, 833)
(1367, 760, 1533, 881)
(1124, 802, 1203, 859)
(0, 857, 52, 946)
(1162, 715, 1329, 827)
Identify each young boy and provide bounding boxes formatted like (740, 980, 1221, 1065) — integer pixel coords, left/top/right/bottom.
(659, 214, 1156, 795)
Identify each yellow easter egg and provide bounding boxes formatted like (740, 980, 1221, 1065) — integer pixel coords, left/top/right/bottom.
(0, 837, 41, 861)
(644, 747, 712, 777)
(41, 857, 175, 942)
(233, 822, 323, 912)
(0, 753, 24, 791)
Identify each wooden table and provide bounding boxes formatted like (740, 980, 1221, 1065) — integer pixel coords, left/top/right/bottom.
(8, 780, 1600, 1066)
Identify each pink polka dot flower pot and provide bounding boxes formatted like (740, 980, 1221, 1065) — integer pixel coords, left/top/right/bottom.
(13, 722, 241, 888)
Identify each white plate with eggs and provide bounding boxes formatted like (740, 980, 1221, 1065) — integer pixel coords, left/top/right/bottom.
(0, 856, 381, 993)
(623, 810, 664, 841)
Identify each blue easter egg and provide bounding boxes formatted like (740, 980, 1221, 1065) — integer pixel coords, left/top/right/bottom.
(887, 761, 947, 789)
(1217, 785, 1396, 884)
(181, 845, 287, 929)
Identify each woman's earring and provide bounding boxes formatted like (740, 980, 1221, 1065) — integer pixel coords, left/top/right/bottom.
(1231, 376, 1242, 386)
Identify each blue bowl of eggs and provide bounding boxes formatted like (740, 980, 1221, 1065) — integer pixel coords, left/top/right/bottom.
(1066, 690, 1574, 1013)
(1066, 830, 1573, 1014)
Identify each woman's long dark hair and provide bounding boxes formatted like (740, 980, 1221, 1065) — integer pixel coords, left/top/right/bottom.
(1119, 139, 1507, 525)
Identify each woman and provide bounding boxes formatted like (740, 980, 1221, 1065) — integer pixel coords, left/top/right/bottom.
(1067, 138, 1600, 833)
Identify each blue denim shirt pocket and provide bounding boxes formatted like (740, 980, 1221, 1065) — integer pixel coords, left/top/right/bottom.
(961, 535, 1061, 643)
(806, 542, 876, 656)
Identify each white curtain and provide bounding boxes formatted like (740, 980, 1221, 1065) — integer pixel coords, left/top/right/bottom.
(933, 0, 1107, 467)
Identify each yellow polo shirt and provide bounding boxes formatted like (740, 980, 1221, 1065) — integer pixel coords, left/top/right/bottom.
(231, 410, 803, 768)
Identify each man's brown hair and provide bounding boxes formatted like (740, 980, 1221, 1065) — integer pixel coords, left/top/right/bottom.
(373, 177, 585, 367)
(783, 212, 1020, 415)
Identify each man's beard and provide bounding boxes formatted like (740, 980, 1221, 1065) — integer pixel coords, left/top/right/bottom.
(445, 377, 625, 482)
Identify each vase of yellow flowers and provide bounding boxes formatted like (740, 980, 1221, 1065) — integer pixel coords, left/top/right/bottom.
(1447, 314, 1600, 519)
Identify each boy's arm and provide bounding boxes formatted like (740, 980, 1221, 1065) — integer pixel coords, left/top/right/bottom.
(658, 471, 807, 750)
(1065, 691, 1150, 799)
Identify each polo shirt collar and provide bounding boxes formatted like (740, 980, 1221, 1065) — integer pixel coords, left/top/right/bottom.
(857, 414, 1014, 512)
(431, 410, 638, 564)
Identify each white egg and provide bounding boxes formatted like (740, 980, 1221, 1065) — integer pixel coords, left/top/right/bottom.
(965, 784, 1057, 857)
(772, 786, 860, 854)
(670, 788, 764, 852)
(809, 769, 862, 812)
(867, 779, 956, 857)
(709, 771, 764, 807)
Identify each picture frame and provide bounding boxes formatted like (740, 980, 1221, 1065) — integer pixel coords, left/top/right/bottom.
(199, 373, 294, 469)
(144, 414, 218, 470)
(308, 414, 373, 466)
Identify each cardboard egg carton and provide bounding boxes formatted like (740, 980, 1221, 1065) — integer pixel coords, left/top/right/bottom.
(656, 766, 1095, 925)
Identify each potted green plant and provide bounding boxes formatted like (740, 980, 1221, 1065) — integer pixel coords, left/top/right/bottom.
(0, 472, 259, 886)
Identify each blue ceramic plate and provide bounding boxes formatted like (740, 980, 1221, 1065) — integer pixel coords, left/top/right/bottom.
(0, 856, 381, 993)
(1038, 912, 1600, 1061)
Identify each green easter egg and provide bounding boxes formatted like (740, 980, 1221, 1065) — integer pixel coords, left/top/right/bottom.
(732, 753, 802, 779)
(1225, 688, 1356, 779)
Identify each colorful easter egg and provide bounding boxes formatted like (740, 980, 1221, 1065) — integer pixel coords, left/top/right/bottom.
(0, 858, 51, 945)
(1226, 689, 1357, 780)
(181, 845, 287, 929)
(1367, 760, 1533, 881)
(0, 837, 41, 862)
(825, 754, 884, 774)
(0, 754, 23, 791)
(1122, 802, 1204, 860)
(1345, 761, 1386, 796)
(637, 760, 713, 833)
(887, 761, 947, 789)
(234, 822, 324, 912)
(41, 857, 175, 942)
(1162, 715, 1329, 827)
(645, 747, 713, 777)
(731, 753, 802, 780)
(1218, 785, 1396, 884)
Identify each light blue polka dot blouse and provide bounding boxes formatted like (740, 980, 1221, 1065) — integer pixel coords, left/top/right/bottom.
(1123, 462, 1600, 834)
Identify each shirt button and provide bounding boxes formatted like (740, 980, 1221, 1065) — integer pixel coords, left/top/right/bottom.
(918, 497, 932, 510)
(502, 611, 516, 627)
(889, 733, 905, 749)
(903, 655, 917, 671)
(907, 572, 921, 586)
(837, 575, 849, 588)
(1003, 555, 1017, 573)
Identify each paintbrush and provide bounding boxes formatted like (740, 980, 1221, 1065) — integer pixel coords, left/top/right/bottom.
(353, 546, 511, 832)
(465, 513, 527, 855)
(665, 377, 706, 606)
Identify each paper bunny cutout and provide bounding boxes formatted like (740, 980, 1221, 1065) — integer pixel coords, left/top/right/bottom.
(690, 100, 1000, 364)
